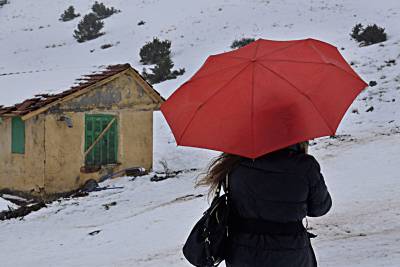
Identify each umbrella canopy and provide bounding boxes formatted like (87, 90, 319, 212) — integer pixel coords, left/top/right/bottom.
(161, 38, 368, 158)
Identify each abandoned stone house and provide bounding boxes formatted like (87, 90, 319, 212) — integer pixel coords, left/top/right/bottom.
(0, 64, 164, 197)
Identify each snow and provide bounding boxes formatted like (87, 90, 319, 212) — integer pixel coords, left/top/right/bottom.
(0, 65, 116, 107)
(0, 197, 18, 212)
(0, 133, 400, 267)
(311, 134, 400, 267)
(1, 0, 400, 266)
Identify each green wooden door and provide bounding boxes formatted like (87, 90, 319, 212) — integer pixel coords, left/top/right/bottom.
(85, 114, 118, 167)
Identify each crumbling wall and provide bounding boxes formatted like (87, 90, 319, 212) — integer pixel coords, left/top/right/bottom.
(0, 115, 45, 195)
(43, 71, 157, 194)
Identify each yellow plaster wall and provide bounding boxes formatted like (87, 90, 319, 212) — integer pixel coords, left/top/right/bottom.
(119, 110, 153, 171)
(0, 115, 45, 194)
(43, 112, 85, 194)
(43, 110, 154, 194)
(57, 71, 157, 113)
(42, 71, 157, 194)
(1, 71, 159, 196)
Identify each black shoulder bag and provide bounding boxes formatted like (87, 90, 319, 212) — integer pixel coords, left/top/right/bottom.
(183, 174, 230, 267)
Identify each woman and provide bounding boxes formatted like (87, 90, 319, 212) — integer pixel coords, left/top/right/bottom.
(197, 141, 332, 267)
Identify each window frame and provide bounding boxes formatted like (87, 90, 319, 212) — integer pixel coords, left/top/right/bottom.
(84, 114, 118, 167)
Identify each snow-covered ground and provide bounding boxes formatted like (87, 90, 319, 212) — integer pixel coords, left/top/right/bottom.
(0, 132, 399, 267)
(1, 0, 400, 266)
(0, 197, 18, 212)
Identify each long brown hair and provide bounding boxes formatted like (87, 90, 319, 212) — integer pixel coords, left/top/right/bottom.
(196, 153, 243, 197)
(196, 141, 309, 198)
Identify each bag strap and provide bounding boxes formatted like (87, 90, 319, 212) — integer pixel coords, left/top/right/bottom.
(214, 173, 229, 198)
(223, 173, 229, 194)
(214, 181, 222, 198)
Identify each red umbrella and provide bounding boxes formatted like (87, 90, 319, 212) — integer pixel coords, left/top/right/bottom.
(161, 38, 368, 158)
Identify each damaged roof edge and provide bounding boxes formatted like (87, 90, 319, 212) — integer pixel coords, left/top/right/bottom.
(0, 63, 165, 120)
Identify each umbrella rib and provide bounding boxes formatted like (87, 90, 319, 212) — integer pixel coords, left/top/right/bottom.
(258, 59, 327, 64)
(327, 63, 368, 85)
(226, 55, 253, 60)
(307, 40, 329, 63)
(256, 62, 335, 133)
(178, 63, 252, 142)
(308, 42, 363, 81)
(260, 59, 366, 85)
(225, 40, 304, 61)
(259, 59, 366, 82)
(256, 41, 305, 59)
(251, 41, 261, 156)
(186, 61, 249, 83)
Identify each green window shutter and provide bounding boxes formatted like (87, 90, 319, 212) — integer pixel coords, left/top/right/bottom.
(11, 117, 25, 154)
(84, 114, 118, 167)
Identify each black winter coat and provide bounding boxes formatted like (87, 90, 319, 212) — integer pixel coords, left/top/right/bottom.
(225, 150, 332, 267)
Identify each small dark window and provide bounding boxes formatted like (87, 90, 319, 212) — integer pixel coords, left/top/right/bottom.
(11, 117, 25, 154)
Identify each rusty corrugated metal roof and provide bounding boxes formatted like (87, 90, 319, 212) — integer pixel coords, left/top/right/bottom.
(0, 64, 163, 117)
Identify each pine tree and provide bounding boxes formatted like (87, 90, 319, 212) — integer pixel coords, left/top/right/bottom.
(350, 23, 387, 46)
(230, 38, 256, 49)
(73, 13, 104, 43)
(142, 57, 185, 84)
(92, 1, 120, 19)
(0, 0, 8, 7)
(139, 38, 172, 65)
(358, 24, 387, 45)
(60, 6, 80, 22)
(350, 24, 363, 42)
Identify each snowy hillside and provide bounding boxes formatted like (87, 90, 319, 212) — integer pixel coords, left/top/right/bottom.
(1, 133, 400, 267)
(1, 0, 400, 266)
